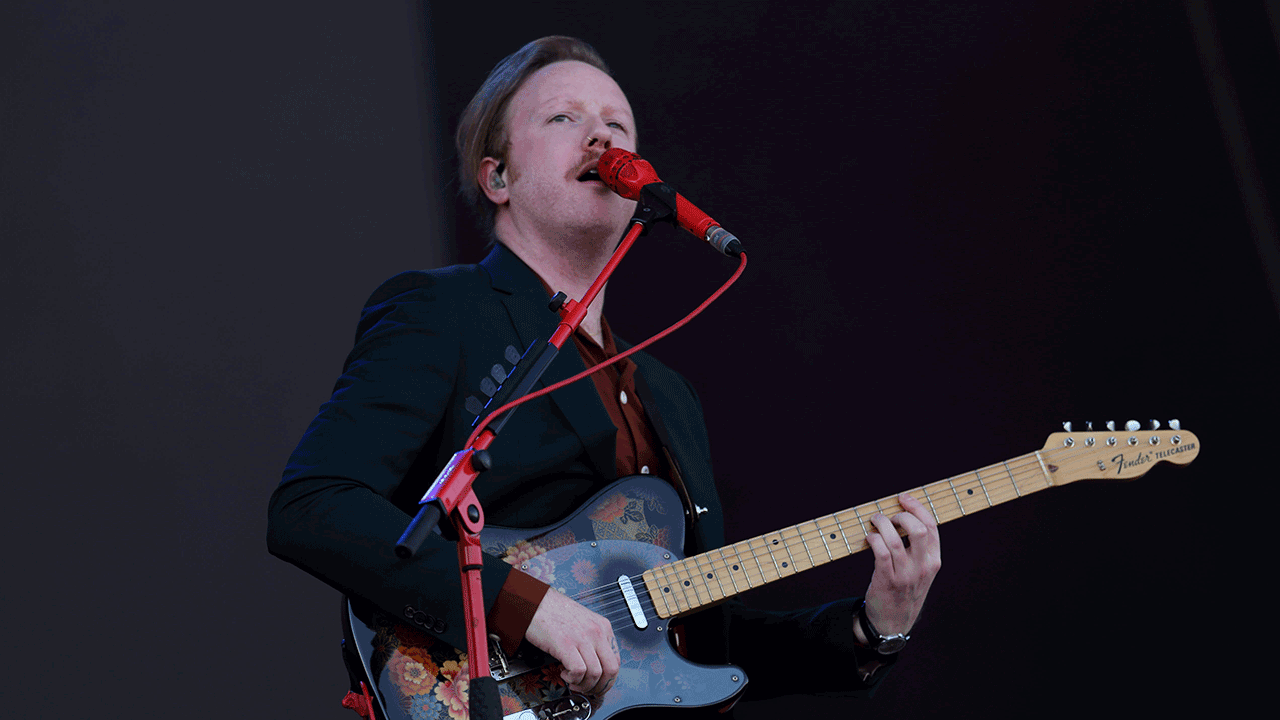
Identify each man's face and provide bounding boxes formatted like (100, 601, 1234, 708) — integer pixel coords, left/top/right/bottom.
(492, 61, 637, 247)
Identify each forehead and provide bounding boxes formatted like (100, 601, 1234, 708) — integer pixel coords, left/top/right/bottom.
(508, 60, 633, 122)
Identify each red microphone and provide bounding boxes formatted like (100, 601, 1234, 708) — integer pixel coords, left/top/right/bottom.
(597, 148, 742, 257)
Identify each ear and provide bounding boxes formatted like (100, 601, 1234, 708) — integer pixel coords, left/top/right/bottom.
(478, 157, 509, 205)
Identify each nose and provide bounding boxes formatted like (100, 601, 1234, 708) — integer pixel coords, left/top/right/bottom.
(585, 120, 613, 150)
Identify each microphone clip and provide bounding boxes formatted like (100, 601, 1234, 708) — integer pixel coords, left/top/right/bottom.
(627, 182, 680, 233)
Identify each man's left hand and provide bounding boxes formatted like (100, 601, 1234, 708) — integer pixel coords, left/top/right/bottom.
(859, 492, 942, 640)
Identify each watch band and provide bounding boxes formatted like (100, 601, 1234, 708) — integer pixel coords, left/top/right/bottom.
(858, 600, 910, 655)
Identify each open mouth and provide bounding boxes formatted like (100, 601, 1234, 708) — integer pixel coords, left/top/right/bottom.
(577, 168, 601, 182)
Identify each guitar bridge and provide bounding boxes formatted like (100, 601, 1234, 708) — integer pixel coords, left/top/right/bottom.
(488, 634, 510, 677)
(490, 641, 554, 682)
(502, 693, 593, 720)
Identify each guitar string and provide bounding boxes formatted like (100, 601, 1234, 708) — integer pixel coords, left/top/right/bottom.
(567, 452, 1053, 618)
(588, 472, 1040, 627)
(557, 442, 1171, 625)
(561, 450, 1052, 607)
(547, 443, 1180, 631)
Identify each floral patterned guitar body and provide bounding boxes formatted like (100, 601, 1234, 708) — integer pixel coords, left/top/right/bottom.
(344, 425, 1200, 719)
(344, 475, 743, 720)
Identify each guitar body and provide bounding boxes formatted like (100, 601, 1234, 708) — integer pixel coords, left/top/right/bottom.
(344, 475, 747, 720)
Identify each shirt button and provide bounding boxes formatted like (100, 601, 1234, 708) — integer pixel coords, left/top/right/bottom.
(640, 465, 650, 474)
(619, 390, 628, 405)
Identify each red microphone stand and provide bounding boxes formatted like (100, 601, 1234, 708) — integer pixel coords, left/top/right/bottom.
(394, 214, 652, 720)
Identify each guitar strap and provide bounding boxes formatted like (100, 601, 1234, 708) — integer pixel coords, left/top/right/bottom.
(339, 598, 379, 718)
(632, 369, 700, 527)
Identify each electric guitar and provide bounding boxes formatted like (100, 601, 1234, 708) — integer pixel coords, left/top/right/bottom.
(343, 422, 1199, 719)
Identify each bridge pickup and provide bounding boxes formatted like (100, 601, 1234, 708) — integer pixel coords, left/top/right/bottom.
(617, 575, 648, 629)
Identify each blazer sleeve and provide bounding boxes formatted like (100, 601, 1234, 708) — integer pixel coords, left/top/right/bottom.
(724, 597, 897, 701)
(266, 269, 520, 652)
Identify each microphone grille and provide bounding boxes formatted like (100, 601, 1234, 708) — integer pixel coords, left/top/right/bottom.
(598, 148, 659, 200)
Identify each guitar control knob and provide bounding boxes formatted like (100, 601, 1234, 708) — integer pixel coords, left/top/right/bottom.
(1125, 420, 1140, 432)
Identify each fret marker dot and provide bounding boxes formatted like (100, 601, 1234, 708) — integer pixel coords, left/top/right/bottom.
(707, 573, 713, 579)
(830, 533, 836, 539)
(684, 581, 690, 586)
(733, 565, 739, 571)
(967, 489, 974, 495)
(772, 539, 778, 545)
(664, 587, 670, 593)
(782, 562, 789, 568)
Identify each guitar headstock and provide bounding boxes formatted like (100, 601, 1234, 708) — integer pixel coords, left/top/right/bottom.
(1041, 419, 1200, 484)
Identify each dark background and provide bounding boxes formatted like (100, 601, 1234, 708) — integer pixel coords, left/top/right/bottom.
(4, 1, 1275, 718)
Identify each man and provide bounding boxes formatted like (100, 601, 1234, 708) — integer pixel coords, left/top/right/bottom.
(268, 36, 940, 716)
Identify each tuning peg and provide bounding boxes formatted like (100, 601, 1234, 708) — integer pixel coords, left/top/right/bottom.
(1149, 419, 1160, 430)
(1168, 419, 1181, 430)
(1086, 421, 1094, 431)
(1125, 420, 1140, 432)
(1063, 422, 1072, 432)
(1106, 421, 1116, 431)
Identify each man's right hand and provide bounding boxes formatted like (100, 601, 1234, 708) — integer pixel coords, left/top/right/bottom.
(524, 587, 620, 696)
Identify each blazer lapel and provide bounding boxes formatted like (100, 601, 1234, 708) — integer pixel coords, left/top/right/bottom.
(480, 246, 617, 480)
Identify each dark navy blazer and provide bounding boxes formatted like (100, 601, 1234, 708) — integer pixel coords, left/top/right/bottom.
(267, 245, 887, 701)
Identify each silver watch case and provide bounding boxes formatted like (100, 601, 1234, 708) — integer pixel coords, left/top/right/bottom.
(874, 632, 909, 655)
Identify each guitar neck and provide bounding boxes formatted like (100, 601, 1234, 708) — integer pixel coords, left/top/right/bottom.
(641, 449, 1058, 618)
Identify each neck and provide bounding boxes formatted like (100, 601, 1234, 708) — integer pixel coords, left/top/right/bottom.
(496, 221, 617, 344)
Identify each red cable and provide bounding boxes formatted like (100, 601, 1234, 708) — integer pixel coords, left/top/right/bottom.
(465, 252, 748, 449)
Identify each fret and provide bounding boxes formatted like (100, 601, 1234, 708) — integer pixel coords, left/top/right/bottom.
(733, 543, 757, 589)
(815, 517, 838, 561)
(686, 555, 707, 604)
(793, 524, 817, 570)
(919, 486, 940, 523)
(1033, 450, 1053, 488)
(854, 505, 870, 537)
(658, 563, 680, 614)
(947, 476, 966, 516)
(814, 520, 835, 561)
(833, 515, 855, 554)
(702, 551, 730, 600)
(672, 561, 698, 609)
(769, 533, 794, 576)
(975, 470, 993, 507)
(691, 554, 718, 603)
(718, 547, 744, 594)
(650, 563, 680, 614)
(1003, 461, 1022, 497)
(763, 535, 783, 577)
(748, 537, 770, 587)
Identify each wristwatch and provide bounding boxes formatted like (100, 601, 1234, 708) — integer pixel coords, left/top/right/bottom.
(857, 600, 910, 655)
